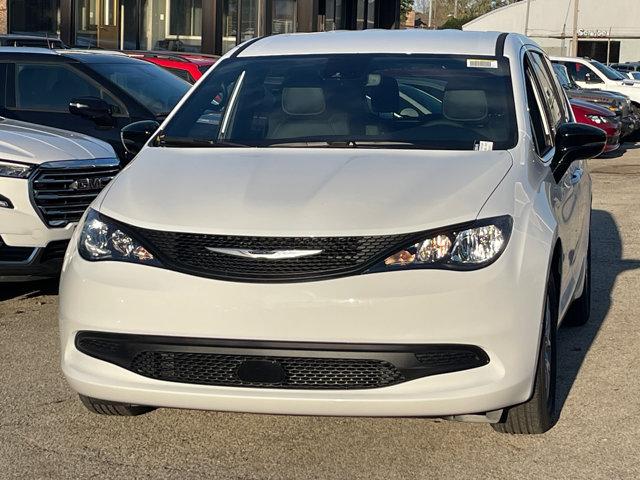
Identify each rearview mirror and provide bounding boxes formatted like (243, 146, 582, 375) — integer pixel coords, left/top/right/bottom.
(551, 123, 606, 182)
(121, 120, 160, 156)
(69, 97, 113, 126)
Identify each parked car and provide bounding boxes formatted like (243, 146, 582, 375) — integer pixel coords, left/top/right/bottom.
(610, 61, 640, 74)
(60, 30, 605, 434)
(552, 63, 637, 137)
(570, 98, 621, 153)
(0, 34, 66, 49)
(0, 118, 118, 282)
(125, 51, 219, 83)
(0, 48, 190, 162)
(551, 56, 640, 105)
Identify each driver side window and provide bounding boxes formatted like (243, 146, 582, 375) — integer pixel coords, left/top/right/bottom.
(525, 57, 554, 157)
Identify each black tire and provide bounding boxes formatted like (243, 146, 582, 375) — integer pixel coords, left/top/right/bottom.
(492, 274, 558, 434)
(79, 394, 156, 416)
(563, 238, 591, 327)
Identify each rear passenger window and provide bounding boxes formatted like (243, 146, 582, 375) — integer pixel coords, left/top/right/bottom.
(13, 63, 125, 114)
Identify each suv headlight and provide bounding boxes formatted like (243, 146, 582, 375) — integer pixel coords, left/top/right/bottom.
(0, 160, 32, 178)
(371, 216, 512, 271)
(78, 209, 161, 266)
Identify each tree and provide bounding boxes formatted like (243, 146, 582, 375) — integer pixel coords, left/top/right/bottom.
(400, 0, 414, 23)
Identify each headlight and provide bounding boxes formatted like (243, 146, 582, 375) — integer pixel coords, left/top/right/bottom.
(0, 160, 32, 178)
(78, 209, 161, 266)
(585, 114, 611, 125)
(372, 216, 512, 271)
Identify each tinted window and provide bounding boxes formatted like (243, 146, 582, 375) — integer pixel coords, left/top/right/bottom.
(591, 60, 626, 80)
(164, 66, 194, 83)
(90, 62, 190, 116)
(525, 60, 553, 156)
(528, 52, 566, 130)
(14, 63, 123, 113)
(161, 54, 518, 151)
(560, 61, 603, 84)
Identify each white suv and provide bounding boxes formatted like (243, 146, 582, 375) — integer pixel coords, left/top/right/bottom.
(551, 56, 640, 106)
(59, 30, 605, 434)
(0, 118, 118, 281)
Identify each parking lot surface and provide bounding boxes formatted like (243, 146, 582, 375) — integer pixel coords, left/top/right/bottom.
(1, 148, 640, 479)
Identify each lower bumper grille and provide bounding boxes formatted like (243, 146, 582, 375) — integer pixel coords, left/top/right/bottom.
(0, 237, 34, 262)
(76, 332, 490, 390)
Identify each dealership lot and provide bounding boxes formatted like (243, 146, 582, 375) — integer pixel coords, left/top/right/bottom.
(1, 150, 639, 479)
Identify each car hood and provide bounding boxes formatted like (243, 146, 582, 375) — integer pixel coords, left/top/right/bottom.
(0, 117, 115, 164)
(100, 147, 513, 236)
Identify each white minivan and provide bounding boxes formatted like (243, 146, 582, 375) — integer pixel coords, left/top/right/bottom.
(59, 30, 605, 434)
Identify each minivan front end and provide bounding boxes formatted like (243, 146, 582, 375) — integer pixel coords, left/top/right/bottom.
(59, 37, 555, 422)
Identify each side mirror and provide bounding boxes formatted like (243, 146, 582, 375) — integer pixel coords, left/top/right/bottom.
(551, 123, 606, 182)
(69, 97, 113, 126)
(121, 120, 160, 156)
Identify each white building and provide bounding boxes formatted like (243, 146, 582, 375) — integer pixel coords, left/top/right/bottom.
(463, 0, 640, 63)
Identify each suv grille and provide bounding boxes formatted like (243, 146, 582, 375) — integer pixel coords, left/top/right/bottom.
(134, 228, 419, 282)
(31, 159, 119, 227)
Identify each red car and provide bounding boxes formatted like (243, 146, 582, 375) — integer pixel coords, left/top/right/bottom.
(570, 98, 621, 153)
(125, 52, 219, 84)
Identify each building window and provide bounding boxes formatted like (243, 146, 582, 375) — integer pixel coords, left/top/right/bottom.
(578, 40, 620, 64)
(273, 0, 296, 34)
(142, 0, 203, 51)
(221, 0, 264, 54)
(9, 0, 60, 36)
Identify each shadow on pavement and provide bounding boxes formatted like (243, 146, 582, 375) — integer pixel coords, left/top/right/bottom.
(556, 209, 640, 410)
(0, 278, 59, 302)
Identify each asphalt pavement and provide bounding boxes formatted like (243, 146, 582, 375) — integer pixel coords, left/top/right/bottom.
(1, 147, 640, 479)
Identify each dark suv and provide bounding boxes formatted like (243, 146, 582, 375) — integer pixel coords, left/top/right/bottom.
(0, 48, 190, 161)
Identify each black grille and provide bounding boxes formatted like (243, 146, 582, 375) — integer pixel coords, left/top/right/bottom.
(131, 351, 403, 389)
(75, 332, 491, 391)
(0, 237, 34, 262)
(31, 160, 119, 227)
(40, 240, 70, 263)
(134, 228, 419, 282)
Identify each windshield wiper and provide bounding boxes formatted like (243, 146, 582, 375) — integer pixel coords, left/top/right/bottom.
(263, 140, 425, 148)
(155, 135, 249, 148)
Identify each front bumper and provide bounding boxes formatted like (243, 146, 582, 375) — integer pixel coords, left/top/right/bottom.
(59, 221, 550, 417)
(0, 177, 74, 281)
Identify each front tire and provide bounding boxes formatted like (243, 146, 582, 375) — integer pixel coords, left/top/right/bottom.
(79, 394, 156, 416)
(492, 274, 558, 434)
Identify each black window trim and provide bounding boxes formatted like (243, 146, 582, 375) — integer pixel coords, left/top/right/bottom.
(524, 51, 555, 159)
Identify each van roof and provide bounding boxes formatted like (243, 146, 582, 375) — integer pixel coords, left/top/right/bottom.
(236, 30, 514, 59)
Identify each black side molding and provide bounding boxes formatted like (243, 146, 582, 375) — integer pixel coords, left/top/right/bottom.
(495, 32, 509, 58)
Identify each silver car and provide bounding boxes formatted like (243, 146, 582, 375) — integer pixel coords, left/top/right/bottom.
(59, 30, 605, 434)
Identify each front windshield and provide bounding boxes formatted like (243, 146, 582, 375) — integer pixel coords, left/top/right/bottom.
(591, 61, 626, 81)
(91, 62, 190, 115)
(159, 54, 518, 151)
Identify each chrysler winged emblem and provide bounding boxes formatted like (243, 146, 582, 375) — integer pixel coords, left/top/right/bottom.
(205, 247, 322, 260)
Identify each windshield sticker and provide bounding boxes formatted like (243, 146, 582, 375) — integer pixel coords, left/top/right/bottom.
(475, 141, 494, 152)
(467, 59, 498, 69)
